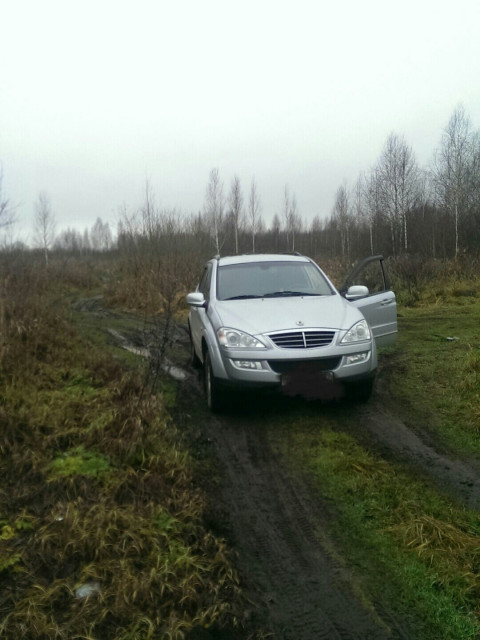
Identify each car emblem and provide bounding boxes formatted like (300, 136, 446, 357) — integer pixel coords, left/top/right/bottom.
(296, 321, 304, 326)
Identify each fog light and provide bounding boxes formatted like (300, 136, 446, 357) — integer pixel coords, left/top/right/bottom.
(232, 360, 263, 370)
(345, 352, 369, 365)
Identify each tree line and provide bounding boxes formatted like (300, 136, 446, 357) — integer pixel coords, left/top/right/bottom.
(195, 105, 480, 261)
(2, 105, 479, 263)
(0, 183, 114, 259)
(130, 103, 478, 262)
(327, 105, 480, 260)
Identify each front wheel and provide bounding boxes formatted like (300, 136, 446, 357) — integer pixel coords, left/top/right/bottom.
(203, 350, 224, 412)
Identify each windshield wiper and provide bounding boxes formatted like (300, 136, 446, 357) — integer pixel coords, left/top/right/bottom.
(261, 291, 322, 298)
(223, 294, 262, 300)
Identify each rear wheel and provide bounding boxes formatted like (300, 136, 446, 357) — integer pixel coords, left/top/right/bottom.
(203, 350, 224, 412)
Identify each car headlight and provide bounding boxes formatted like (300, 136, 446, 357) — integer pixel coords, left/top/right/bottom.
(217, 328, 266, 348)
(341, 319, 371, 343)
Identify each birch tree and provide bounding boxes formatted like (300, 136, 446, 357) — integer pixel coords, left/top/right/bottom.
(364, 169, 381, 255)
(248, 178, 261, 252)
(283, 185, 291, 251)
(228, 175, 244, 254)
(204, 168, 225, 254)
(34, 191, 56, 265)
(283, 185, 301, 251)
(433, 105, 476, 256)
(332, 185, 351, 258)
(91, 217, 113, 250)
(288, 194, 301, 252)
(377, 133, 419, 254)
(271, 213, 281, 252)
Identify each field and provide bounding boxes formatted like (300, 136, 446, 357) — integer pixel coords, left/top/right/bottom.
(1, 250, 479, 639)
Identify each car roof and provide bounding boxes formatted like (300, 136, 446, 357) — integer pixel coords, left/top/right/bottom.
(217, 254, 311, 267)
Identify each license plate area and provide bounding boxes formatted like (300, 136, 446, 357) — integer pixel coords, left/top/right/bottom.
(281, 363, 341, 400)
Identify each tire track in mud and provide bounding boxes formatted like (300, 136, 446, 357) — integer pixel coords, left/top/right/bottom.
(203, 413, 412, 640)
(358, 406, 480, 510)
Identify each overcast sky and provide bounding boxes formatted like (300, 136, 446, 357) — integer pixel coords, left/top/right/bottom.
(2, 0, 480, 242)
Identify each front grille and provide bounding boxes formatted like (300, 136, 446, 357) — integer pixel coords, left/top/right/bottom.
(268, 330, 335, 349)
(268, 358, 341, 374)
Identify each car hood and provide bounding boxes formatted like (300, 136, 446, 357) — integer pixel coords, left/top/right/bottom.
(213, 295, 362, 337)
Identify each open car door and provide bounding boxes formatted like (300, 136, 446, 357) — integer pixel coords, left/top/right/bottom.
(340, 255, 397, 348)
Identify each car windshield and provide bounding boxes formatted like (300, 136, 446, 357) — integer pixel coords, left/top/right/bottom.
(217, 261, 334, 301)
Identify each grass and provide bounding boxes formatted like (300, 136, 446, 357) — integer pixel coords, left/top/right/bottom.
(69, 295, 155, 368)
(270, 419, 480, 639)
(383, 301, 480, 455)
(48, 446, 112, 479)
(0, 256, 249, 639)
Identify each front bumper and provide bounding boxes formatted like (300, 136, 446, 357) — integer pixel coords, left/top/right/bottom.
(214, 340, 376, 389)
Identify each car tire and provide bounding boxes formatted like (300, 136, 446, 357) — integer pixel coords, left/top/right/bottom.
(345, 377, 374, 403)
(188, 324, 201, 369)
(203, 350, 224, 412)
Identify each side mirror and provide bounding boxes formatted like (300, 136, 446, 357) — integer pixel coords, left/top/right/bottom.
(345, 285, 369, 300)
(186, 292, 206, 307)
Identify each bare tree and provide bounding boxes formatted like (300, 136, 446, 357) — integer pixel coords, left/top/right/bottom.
(140, 179, 159, 239)
(204, 168, 225, 254)
(248, 178, 262, 252)
(228, 175, 244, 254)
(283, 185, 291, 250)
(83, 228, 91, 252)
(309, 215, 323, 256)
(469, 131, 480, 247)
(376, 133, 419, 254)
(115, 191, 198, 394)
(363, 169, 381, 255)
(288, 194, 302, 252)
(0, 170, 15, 229)
(433, 105, 476, 257)
(91, 217, 113, 251)
(34, 191, 56, 265)
(271, 213, 282, 252)
(54, 228, 83, 252)
(282, 185, 301, 251)
(332, 185, 351, 258)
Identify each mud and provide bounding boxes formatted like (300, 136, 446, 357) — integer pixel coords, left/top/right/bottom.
(173, 365, 412, 637)
(199, 409, 411, 640)
(358, 406, 480, 510)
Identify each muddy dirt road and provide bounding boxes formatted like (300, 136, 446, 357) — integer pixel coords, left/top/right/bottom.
(198, 405, 411, 639)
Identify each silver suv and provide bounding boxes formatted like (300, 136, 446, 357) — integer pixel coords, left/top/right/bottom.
(187, 253, 397, 410)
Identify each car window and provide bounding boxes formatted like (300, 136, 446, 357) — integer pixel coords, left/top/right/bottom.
(198, 263, 213, 298)
(217, 262, 333, 300)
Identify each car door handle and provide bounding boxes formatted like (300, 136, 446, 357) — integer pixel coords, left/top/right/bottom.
(380, 298, 394, 306)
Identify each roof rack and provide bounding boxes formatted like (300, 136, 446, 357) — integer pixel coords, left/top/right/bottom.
(213, 251, 304, 260)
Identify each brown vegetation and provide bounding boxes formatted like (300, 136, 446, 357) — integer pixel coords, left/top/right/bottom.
(0, 254, 248, 639)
